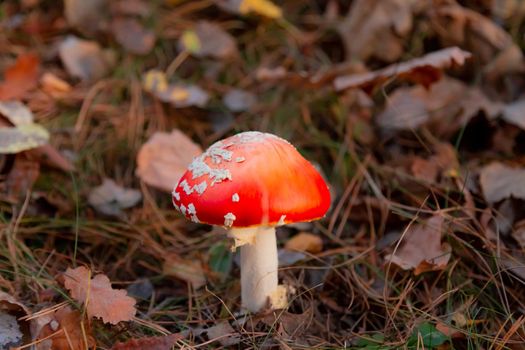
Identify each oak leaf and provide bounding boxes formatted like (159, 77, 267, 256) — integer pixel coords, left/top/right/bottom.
(385, 216, 451, 275)
(37, 307, 96, 350)
(63, 266, 136, 324)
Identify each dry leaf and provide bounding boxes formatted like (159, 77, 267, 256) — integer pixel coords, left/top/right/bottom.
(37, 307, 96, 350)
(142, 69, 168, 93)
(0, 53, 40, 101)
(0, 100, 34, 125)
(158, 84, 209, 108)
(0, 291, 30, 349)
(409, 143, 458, 183)
(40, 73, 72, 98)
(0, 312, 23, 348)
(223, 89, 256, 112)
(136, 129, 203, 192)
(64, 0, 107, 34)
(376, 87, 429, 130)
(239, 0, 282, 18)
(5, 155, 40, 199)
(206, 321, 241, 346)
(377, 77, 501, 134)
(512, 220, 525, 249)
(284, 232, 323, 253)
(110, 0, 152, 17)
(142, 70, 210, 108)
(502, 99, 525, 130)
(63, 266, 137, 324)
(111, 333, 183, 350)
(88, 178, 142, 217)
(179, 21, 237, 59)
(337, 0, 413, 62)
(255, 66, 287, 81)
(385, 215, 451, 275)
(435, 322, 463, 338)
(163, 254, 206, 289)
(278, 249, 307, 267)
(59, 36, 114, 82)
(334, 47, 471, 92)
(502, 253, 525, 280)
(0, 124, 49, 154)
(479, 163, 525, 204)
(112, 17, 155, 55)
(430, 1, 524, 79)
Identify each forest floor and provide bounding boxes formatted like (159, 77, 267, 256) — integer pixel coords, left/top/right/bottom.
(1, 0, 525, 349)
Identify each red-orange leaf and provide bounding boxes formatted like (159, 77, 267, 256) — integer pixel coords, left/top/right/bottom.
(0, 53, 40, 101)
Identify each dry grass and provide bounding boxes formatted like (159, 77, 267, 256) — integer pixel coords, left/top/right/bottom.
(1, 0, 525, 349)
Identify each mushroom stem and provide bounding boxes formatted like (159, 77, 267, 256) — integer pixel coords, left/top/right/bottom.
(230, 226, 278, 312)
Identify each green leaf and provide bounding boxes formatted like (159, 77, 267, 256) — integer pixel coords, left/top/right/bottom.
(208, 242, 232, 280)
(408, 322, 448, 348)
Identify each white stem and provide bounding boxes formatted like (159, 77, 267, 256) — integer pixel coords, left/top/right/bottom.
(230, 226, 278, 312)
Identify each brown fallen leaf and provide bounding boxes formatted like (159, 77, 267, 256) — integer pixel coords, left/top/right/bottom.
(64, 0, 107, 34)
(223, 89, 257, 112)
(0, 101, 33, 125)
(88, 178, 142, 217)
(63, 266, 137, 324)
(337, 0, 413, 62)
(111, 333, 183, 350)
(479, 163, 525, 204)
(334, 47, 471, 92)
(512, 219, 525, 249)
(0, 291, 30, 349)
(59, 36, 115, 82)
(284, 232, 323, 254)
(206, 321, 241, 346)
(376, 86, 429, 130)
(429, 1, 524, 79)
(40, 73, 72, 98)
(502, 99, 525, 131)
(0, 53, 40, 101)
(136, 130, 203, 192)
(217, 0, 282, 19)
(385, 215, 451, 275)
(112, 17, 155, 55)
(435, 322, 463, 339)
(501, 252, 525, 281)
(377, 77, 501, 134)
(37, 306, 96, 350)
(163, 254, 206, 289)
(110, 0, 152, 17)
(179, 21, 237, 60)
(5, 155, 40, 199)
(142, 70, 210, 108)
(410, 143, 458, 183)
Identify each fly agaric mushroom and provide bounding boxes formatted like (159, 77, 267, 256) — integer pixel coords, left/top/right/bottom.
(172, 131, 330, 312)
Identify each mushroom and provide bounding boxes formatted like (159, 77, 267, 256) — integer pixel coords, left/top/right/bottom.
(172, 131, 330, 312)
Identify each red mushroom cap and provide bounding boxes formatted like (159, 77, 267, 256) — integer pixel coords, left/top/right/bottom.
(172, 131, 330, 227)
